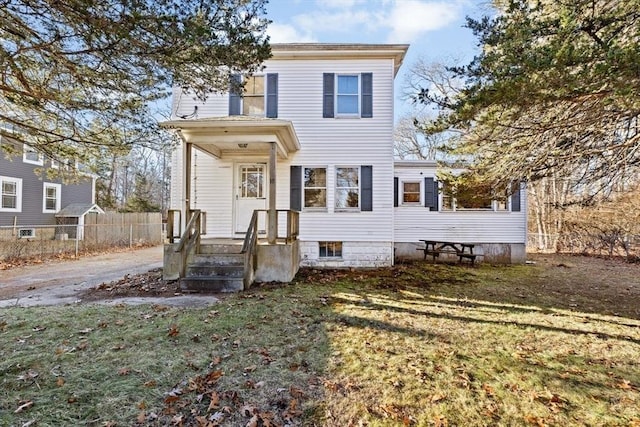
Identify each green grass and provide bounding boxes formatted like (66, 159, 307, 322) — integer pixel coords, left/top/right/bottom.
(1, 258, 640, 426)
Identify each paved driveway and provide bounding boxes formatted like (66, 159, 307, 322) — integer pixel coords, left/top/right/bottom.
(0, 246, 164, 307)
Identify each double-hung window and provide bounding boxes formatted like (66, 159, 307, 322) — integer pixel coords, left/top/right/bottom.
(23, 145, 43, 165)
(402, 182, 421, 204)
(0, 176, 22, 212)
(336, 75, 359, 116)
(43, 182, 61, 213)
(303, 167, 327, 209)
(335, 167, 360, 210)
(242, 75, 265, 116)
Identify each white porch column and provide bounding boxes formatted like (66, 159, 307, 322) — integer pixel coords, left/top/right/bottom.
(268, 142, 277, 244)
(182, 140, 192, 232)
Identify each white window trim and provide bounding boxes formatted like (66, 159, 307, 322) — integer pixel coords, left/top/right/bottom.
(50, 159, 59, 169)
(335, 74, 360, 118)
(242, 74, 266, 117)
(43, 182, 61, 213)
(319, 241, 343, 258)
(335, 166, 361, 211)
(303, 166, 328, 211)
(439, 182, 512, 212)
(401, 181, 422, 206)
(0, 176, 22, 212)
(23, 145, 44, 166)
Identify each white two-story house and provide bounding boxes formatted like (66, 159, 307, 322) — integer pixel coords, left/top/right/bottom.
(163, 43, 526, 292)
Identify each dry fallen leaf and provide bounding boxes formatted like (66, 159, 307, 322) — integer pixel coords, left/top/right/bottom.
(14, 400, 34, 413)
(56, 377, 65, 387)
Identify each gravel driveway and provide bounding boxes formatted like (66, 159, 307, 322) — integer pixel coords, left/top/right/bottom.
(0, 246, 169, 307)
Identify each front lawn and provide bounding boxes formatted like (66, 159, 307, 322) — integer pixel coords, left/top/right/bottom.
(1, 255, 639, 426)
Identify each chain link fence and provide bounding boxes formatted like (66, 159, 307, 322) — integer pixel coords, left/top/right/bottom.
(0, 213, 163, 262)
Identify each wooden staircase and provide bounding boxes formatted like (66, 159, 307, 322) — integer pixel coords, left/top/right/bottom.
(180, 242, 245, 292)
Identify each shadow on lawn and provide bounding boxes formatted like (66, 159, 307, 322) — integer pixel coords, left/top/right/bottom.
(330, 295, 640, 346)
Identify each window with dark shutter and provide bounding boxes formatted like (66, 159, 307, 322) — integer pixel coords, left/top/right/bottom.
(361, 165, 372, 211)
(424, 177, 438, 211)
(323, 73, 335, 118)
(361, 72, 372, 118)
(511, 182, 522, 212)
(266, 73, 278, 118)
(290, 166, 302, 211)
(229, 74, 241, 116)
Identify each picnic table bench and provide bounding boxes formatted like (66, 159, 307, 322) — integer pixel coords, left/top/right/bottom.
(417, 240, 479, 265)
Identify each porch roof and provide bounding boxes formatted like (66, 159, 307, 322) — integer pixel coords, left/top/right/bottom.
(160, 116, 301, 159)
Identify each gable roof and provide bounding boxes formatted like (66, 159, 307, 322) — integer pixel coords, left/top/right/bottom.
(55, 203, 104, 218)
(271, 43, 409, 76)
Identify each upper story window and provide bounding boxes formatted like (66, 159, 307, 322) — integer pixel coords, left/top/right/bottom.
(43, 182, 61, 213)
(336, 75, 359, 116)
(23, 145, 43, 165)
(0, 176, 22, 212)
(323, 72, 372, 119)
(304, 167, 327, 209)
(229, 73, 278, 118)
(242, 75, 265, 116)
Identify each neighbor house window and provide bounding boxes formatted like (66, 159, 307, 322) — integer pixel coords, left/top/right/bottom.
(319, 241, 342, 258)
(50, 159, 59, 169)
(19, 228, 35, 239)
(242, 75, 265, 116)
(402, 182, 421, 204)
(43, 182, 61, 213)
(0, 176, 22, 212)
(23, 145, 43, 165)
(304, 167, 327, 209)
(336, 75, 359, 115)
(335, 167, 359, 210)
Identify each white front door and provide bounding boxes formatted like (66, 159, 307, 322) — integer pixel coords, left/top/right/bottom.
(235, 163, 267, 233)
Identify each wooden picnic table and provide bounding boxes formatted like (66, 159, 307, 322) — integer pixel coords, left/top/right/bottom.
(418, 240, 478, 265)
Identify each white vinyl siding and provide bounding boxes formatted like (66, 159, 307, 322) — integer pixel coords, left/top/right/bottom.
(394, 163, 527, 244)
(171, 56, 395, 244)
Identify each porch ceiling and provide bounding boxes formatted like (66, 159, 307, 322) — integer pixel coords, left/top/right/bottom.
(161, 116, 301, 159)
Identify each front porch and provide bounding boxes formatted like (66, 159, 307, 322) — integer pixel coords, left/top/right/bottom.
(161, 117, 301, 291)
(163, 209, 299, 292)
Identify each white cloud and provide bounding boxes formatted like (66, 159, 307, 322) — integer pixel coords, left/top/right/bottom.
(318, 0, 366, 8)
(293, 10, 380, 35)
(387, 0, 461, 43)
(267, 23, 317, 43)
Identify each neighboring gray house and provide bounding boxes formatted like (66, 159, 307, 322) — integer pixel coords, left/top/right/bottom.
(0, 135, 97, 237)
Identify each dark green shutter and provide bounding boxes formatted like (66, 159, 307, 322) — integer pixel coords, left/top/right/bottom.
(511, 182, 522, 212)
(394, 177, 399, 207)
(266, 73, 278, 118)
(229, 74, 241, 116)
(361, 72, 373, 118)
(323, 73, 334, 118)
(290, 166, 302, 211)
(361, 165, 372, 211)
(424, 177, 438, 211)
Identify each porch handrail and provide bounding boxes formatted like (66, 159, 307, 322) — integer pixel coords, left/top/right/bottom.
(241, 210, 259, 289)
(255, 209, 299, 243)
(174, 209, 201, 278)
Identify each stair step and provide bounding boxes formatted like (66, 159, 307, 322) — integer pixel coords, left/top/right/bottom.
(180, 277, 244, 293)
(191, 253, 244, 266)
(186, 264, 244, 278)
(199, 244, 243, 254)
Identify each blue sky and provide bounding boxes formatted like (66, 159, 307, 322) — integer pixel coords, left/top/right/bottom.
(264, 0, 491, 119)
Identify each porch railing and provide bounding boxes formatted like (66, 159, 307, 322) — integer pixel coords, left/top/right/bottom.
(241, 210, 259, 288)
(166, 209, 206, 244)
(256, 209, 299, 243)
(173, 209, 202, 278)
